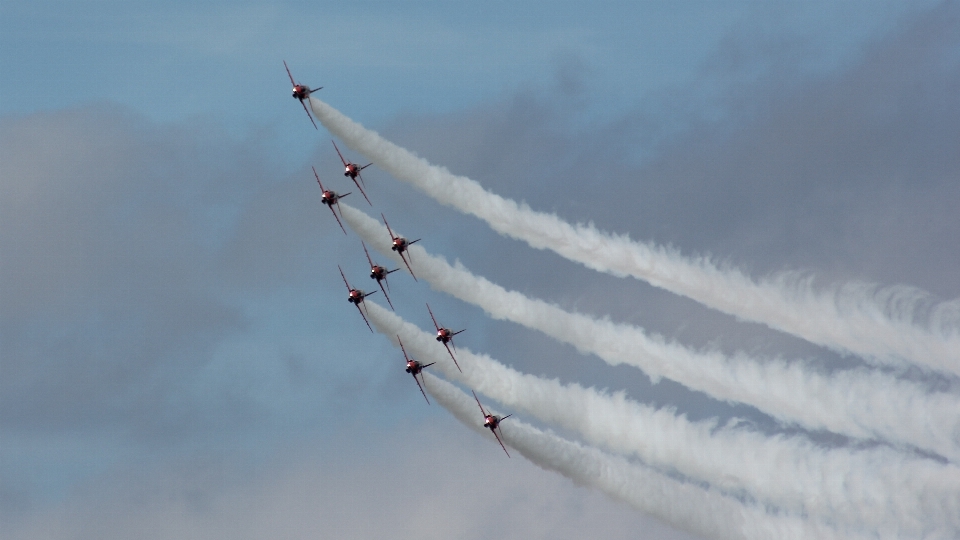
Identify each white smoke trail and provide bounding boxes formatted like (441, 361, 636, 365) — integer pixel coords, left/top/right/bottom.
(367, 301, 960, 537)
(311, 97, 960, 377)
(339, 202, 960, 464)
(422, 372, 865, 540)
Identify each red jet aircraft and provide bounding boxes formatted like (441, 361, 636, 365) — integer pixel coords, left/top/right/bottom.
(332, 141, 372, 205)
(339, 265, 377, 332)
(398, 336, 435, 404)
(363, 242, 399, 310)
(472, 390, 512, 457)
(284, 61, 322, 129)
(382, 213, 421, 281)
(314, 167, 350, 234)
(427, 303, 464, 372)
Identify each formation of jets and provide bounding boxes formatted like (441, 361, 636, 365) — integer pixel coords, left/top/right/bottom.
(289, 62, 513, 457)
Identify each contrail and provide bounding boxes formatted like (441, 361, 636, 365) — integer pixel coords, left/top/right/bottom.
(367, 301, 960, 536)
(311, 97, 960, 377)
(422, 372, 864, 540)
(340, 202, 960, 464)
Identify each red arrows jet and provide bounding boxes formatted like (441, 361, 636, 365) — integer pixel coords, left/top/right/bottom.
(284, 61, 322, 129)
(314, 167, 350, 235)
(382, 213, 421, 281)
(427, 303, 464, 372)
(363, 242, 399, 310)
(398, 336, 435, 404)
(332, 141, 372, 205)
(472, 390, 512, 458)
(339, 265, 377, 332)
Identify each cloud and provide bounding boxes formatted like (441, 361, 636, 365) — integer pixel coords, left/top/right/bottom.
(4, 3, 960, 539)
(0, 105, 358, 438)
(364, 300, 960, 535)
(347, 3, 960, 384)
(313, 78, 960, 374)
(4, 423, 700, 540)
(341, 201, 960, 462)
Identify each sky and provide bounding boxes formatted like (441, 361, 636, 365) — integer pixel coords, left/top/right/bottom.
(2, 1, 958, 539)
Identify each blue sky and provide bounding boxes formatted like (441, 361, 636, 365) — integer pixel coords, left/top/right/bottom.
(2, 1, 957, 539)
(2, 1, 927, 162)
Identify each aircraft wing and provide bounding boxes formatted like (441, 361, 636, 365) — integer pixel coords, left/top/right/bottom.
(356, 302, 374, 332)
(472, 390, 487, 416)
(283, 60, 296, 85)
(383, 269, 399, 293)
(332, 140, 348, 166)
(413, 373, 430, 405)
(443, 342, 462, 373)
(449, 330, 465, 352)
(378, 280, 395, 310)
(329, 204, 347, 235)
(427, 304, 441, 331)
(382, 214, 396, 240)
(352, 176, 372, 206)
(492, 429, 511, 458)
(362, 242, 375, 267)
(398, 251, 418, 282)
(312, 167, 324, 191)
(338, 265, 351, 291)
(398, 336, 411, 361)
(301, 99, 318, 130)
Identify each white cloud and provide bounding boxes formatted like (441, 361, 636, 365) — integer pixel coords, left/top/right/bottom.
(5, 423, 701, 540)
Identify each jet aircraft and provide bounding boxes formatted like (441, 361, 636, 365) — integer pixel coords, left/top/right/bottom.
(332, 141, 372, 205)
(382, 214, 421, 281)
(339, 265, 377, 332)
(473, 390, 512, 457)
(398, 336, 435, 404)
(284, 61, 322, 129)
(314, 167, 350, 234)
(427, 303, 464, 372)
(363, 242, 399, 310)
